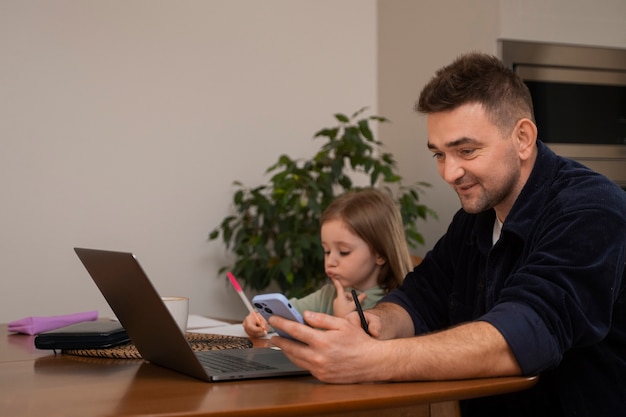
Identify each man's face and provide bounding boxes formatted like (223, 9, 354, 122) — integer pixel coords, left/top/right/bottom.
(426, 103, 523, 219)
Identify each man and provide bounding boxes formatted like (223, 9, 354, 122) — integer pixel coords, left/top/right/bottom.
(269, 53, 626, 417)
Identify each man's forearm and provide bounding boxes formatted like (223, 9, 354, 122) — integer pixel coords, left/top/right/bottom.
(370, 320, 522, 381)
(370, 302, 415, 339)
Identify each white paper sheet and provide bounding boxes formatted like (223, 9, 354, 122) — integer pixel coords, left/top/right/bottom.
(186, 314, 231, 330)
(190, 323, 248, 337)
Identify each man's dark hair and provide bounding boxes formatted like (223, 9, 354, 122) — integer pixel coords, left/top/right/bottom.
(416, 52, 535, 134)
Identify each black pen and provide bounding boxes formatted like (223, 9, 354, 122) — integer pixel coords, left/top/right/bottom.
(351, 289, 371, 336)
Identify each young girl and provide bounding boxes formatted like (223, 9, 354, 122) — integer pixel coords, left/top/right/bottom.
(242, 187, 413, 338)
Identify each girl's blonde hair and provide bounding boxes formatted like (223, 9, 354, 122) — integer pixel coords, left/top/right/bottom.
(320, 188, 413, 292)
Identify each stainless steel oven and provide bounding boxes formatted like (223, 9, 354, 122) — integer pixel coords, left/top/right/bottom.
(499, 39, 626, 189)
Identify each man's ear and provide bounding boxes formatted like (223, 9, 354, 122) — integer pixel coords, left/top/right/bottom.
(514, 118, 537, 161)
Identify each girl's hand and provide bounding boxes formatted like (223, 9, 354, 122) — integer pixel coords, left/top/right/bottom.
(242, 311, 269, 338)
(331, 278, 367, 318)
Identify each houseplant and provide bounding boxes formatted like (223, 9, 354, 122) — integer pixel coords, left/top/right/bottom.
(209, 107, 436, 298)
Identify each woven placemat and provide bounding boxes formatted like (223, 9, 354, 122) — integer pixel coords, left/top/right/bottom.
(63, 332, 253, 359)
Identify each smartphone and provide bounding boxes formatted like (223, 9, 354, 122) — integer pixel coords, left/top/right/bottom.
(251, 293, 304, 339)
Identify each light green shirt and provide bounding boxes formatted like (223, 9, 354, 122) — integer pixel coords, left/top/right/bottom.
(288, 283, 385, 315)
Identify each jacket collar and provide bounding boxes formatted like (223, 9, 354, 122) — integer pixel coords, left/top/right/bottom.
(472, 140, 559, 251)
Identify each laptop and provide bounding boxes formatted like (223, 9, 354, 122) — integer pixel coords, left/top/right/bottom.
(74, 247, 309, 382)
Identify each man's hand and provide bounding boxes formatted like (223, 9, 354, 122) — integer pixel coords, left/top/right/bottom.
(269, 311, 383, 383)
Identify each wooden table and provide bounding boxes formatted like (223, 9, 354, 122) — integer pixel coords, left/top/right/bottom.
(0, 324, 537, 417)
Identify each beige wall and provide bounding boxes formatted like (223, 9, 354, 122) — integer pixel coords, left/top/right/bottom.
(499, 0, 626, 48)
(0, 1, 377, 322)
(1, 1, 624, 323)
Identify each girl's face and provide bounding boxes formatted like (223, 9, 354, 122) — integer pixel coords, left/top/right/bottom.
(321, 218, 385, 291)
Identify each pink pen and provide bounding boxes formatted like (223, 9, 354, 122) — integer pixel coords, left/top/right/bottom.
(227, 272, 256, 315)
(227, 272, 266, 335)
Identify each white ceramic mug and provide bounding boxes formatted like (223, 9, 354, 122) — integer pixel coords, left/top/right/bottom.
(161, 296, 189, 333)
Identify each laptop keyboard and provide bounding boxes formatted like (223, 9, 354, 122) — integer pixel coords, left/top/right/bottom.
(196, 351, 276, 373)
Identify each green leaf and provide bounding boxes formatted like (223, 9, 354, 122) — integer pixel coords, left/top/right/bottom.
(334, 113, 349, 123)
(358, 119, 374, 142)
(314, 127, 339, 140)
(369, 115, 389, 123)
(351, 106, 369, 119)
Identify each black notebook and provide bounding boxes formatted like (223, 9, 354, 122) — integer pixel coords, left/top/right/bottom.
(34, 320, 129, 350)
